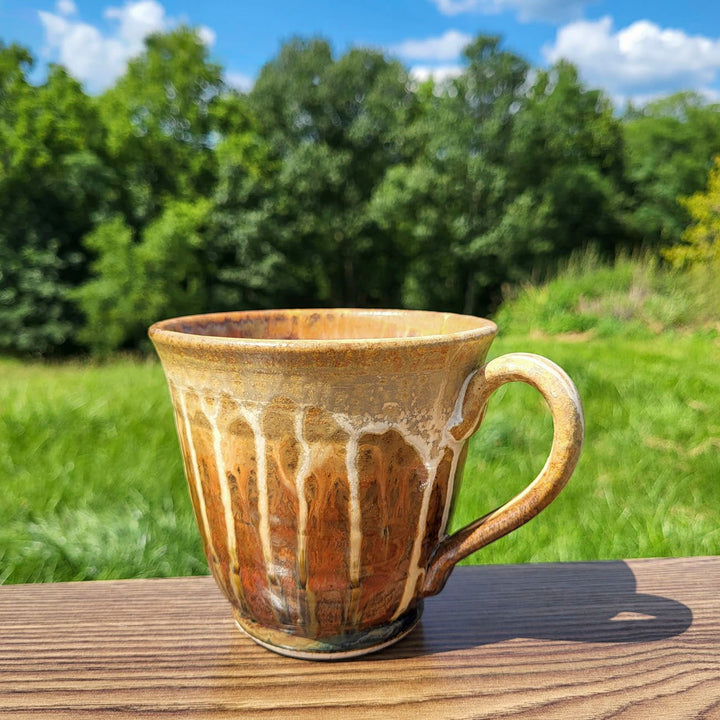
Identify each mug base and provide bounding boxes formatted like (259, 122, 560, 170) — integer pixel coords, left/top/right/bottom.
(232, 603, 422, 661)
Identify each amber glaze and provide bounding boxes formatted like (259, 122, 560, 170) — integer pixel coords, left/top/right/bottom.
(149, 309, 584, 659)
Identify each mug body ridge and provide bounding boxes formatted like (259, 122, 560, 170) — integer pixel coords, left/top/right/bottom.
(150, 309, 497, 658)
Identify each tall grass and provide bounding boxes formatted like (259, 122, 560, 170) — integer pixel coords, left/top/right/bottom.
(1, 253, 718, 583)
(0, 358, 206, 583)
(453, 251, 720, 563)
(453, 332, 720, 563)
(495, 249, 720, 338)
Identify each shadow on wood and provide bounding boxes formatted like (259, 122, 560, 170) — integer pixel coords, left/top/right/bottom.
(381, 561, 693, 659)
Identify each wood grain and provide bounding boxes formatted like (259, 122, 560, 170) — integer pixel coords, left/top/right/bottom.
(0, 557, 718, 719)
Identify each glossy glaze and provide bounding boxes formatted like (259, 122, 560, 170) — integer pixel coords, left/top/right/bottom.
(150, 309, 584, 658)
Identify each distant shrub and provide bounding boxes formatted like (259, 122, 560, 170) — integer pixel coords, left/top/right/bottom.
(665, 155, 720, 270)
(495, 249, 718, 338)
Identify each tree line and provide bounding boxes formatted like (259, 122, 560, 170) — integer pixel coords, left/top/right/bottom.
(1, 28, 720, 356)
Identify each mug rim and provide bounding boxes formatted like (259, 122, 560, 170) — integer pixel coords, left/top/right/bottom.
(148, 308, 497, 353)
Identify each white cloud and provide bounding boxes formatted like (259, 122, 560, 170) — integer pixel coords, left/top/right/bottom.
(391, 30, 472, 61)
(39, 0, 216, 93)
(56, 0, 77, 16)
(544, 16, 720, 103)
(103, 0, 166, 47)
(225, 71, 254, 92)
(196, 25, 216, 47)
(38, 11, 129, 87)
(430, 0, 589, 24)
(409, 65, 463, 83)
(390, 30, 469, 87)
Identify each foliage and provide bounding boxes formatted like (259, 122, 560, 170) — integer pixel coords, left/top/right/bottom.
(495, 248, 719, 338)
(2, 304, 719, 581)
(371, 36, 532, 313)
(623, 92, 720, 248)
(97, 27, 223, 226)
(0, 45, 112, 354)
(503, 62, 630, 262)
(371, 50, 629, 314)
(72, 200, 212, 354)
(1, 31, 720, 355)
(238, 39, 421, 307)
(664, 155, 720, 269)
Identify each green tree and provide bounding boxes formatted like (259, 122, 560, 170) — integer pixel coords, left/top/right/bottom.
(664, 155, 720, 268)
(233, 38, 420, 308)
(97, 27, 224, 228)
(371, 35, 532, 313)
(73, 200, 212, 355)
(0, 44, 112, 354)
(500, 61, 631, 274)
(623, 92, 720, 247)
(73, 28, 232, 352)
(373, 44, 630, 314)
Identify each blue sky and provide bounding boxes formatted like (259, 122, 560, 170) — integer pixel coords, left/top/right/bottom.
(3, 0, 720, 105)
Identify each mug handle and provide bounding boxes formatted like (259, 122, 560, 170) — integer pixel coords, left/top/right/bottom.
(422, 352, 584, 597)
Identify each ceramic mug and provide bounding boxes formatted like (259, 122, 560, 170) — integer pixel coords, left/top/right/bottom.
(149, 309, 583, 659)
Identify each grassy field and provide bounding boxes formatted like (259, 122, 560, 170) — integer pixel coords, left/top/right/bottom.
(0, 358, 206, 583)
(1, 256, 719, 583)
(453, 332, 720, 564)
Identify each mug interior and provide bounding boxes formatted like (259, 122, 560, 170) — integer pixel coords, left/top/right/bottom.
(151, 309, 495, 343)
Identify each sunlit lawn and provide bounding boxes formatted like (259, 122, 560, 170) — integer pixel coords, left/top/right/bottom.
(1, 327, 718, 584)
(453, 332, 720, 564)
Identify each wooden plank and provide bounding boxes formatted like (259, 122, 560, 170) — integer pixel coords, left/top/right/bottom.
(0, 557, 718, 719)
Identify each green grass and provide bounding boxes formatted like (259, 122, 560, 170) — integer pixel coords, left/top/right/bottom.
(494, 249, 720, 339)
(450, 251, 720, 563)
(452, 332, 720, 564)
(0, 358, 206, 583)
(452, 251, 720, 563)
(1, 254, 719, 583)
